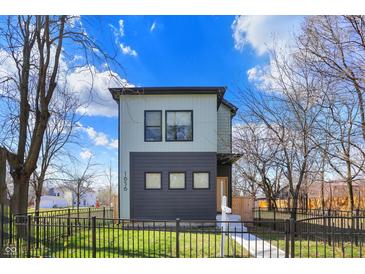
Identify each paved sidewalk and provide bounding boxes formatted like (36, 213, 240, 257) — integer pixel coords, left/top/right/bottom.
(228, 223, 286, 258)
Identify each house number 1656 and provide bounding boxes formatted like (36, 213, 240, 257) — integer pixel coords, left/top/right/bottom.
(123, 172, 128, 191)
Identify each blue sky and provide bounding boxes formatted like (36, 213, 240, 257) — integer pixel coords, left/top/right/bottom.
(0, 16, 303, 187)
(69, 15, 304, 186)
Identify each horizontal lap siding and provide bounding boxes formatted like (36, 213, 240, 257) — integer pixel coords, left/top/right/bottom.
(130, 152, 216, 220)
(217, 104, 231, 153)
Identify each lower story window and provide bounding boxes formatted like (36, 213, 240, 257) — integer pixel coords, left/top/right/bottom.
(169, 172, 185, 189)
(193, 172, 210, 189)
(145, 172, 162, 189)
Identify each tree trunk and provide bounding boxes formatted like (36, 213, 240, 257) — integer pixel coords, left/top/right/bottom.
(10, 175, 29, 215)
(320, 169, 325, 214)
(347, 180, 355, 213)
(0, 148, 8, 205)
(290, 195, 299, 221)
(77, 194, 80, 220)
(34, 173, 45, 216)
(35, 192, 41, 216)
(10, 174, 30, 238)
(267, 198, 273, 210)
(346, 160, 354, 213)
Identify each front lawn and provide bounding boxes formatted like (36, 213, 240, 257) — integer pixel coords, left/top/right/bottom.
(255, 231, 365, 258)
(27, 226, 250, 258)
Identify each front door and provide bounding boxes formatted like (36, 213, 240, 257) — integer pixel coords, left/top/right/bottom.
(216, 177, 228, 212)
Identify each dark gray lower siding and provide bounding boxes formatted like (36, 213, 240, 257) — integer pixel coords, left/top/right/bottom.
(130, 152, 217, 220)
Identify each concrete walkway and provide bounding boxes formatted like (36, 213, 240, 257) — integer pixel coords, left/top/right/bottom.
(228, 223, 286, 258)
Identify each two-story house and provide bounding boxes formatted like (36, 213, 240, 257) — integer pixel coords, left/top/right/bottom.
(109, 87, 241, 220)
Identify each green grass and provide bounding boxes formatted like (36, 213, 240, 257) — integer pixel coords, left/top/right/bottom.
(23, 225, 249, 258)
(255, 231, 365, 258)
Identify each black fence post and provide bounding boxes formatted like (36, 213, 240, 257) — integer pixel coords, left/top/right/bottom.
(273, 209, 277, 231)
(284, 219, 290, 258)
(9, 208, 12, 244)
(290, 218, 295, 258)
(0, 204, 3, 257)
(92, 216, 96, 258)
(258, 207, 261, 221)
(35, 213, 39, 249)
(27, 215, 31, 258)
(176, 218, 180, 258)
(67, 208, 71, 236)
(88, 207, 91, 219)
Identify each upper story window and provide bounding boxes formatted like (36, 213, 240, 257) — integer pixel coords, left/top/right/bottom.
(166, 111, 193, 141)
(145, 111, 162, 142)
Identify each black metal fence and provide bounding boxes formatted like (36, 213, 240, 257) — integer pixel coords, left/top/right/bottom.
(253, 207, 365, 222)
(1, 204, 365, 258)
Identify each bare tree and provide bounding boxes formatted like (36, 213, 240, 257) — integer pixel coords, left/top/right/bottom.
(318, 93, 365, 212)
(232, 163, 259, 198)
(103, 161, 116, 207)
(240, 42, 326, 219)
(0, 16, 120, 216)
(300, 16, 365, 140)
(234, 121, 284, 209)
(59, 157, 98, 215)
(30, 90, 80, 215)
(299, 16, 365, 212)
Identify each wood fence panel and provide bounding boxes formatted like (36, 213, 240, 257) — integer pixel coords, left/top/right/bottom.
(232, 196, 254, 222)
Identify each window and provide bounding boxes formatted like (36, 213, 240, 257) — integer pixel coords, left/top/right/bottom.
(193, 172, 210, 189)
(166, 111, 193, 141)
(145, 111, 162, 142)
(145, 172, 162, 189)
(168, 172, 186, 189)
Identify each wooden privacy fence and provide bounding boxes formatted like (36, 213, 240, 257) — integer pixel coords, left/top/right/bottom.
(232, 196, 254, 221)
(258, 197, 365, 211)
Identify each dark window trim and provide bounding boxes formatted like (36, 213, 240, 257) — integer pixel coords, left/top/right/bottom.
(165, 110, 193, 142)
(144, 110, 162, 142)
(144, 172, 162, 190)
(192, 171, 210, 190)
(168, 172, 186, 190)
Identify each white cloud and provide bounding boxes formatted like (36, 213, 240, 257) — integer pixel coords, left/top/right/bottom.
(77, 123, 118, 149)
(233, 16, 304, 90)
(109, 139, 118, 149)
(231, 16, 302, 55)
(108, 19, 138, 58)
(80, 149, 93, 159)
(0, 43, 132, 118)
(246, 64, 271, 88)
(109, 19, 125, 41)
(66, 65, 134, 117)
(84, 127, 109, 146)
(118, 19, 125, 37)
(120, 43, 138, 57)
(150, 22, 156, 32)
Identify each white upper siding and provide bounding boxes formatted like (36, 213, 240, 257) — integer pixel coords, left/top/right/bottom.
(217, 104, 231, 153)
(120, 94, 218, 153)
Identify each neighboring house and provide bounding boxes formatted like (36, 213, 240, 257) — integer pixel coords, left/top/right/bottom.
(39, 195, 68, 208)
(109, 86, 241, 220)
(47, 187, 97, 207)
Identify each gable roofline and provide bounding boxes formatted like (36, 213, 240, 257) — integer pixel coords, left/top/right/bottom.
(221, 98, 238, 116)
(109, 86, 226, 107)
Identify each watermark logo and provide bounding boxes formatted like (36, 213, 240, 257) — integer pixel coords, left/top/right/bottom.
(3, 246, 17, 256)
